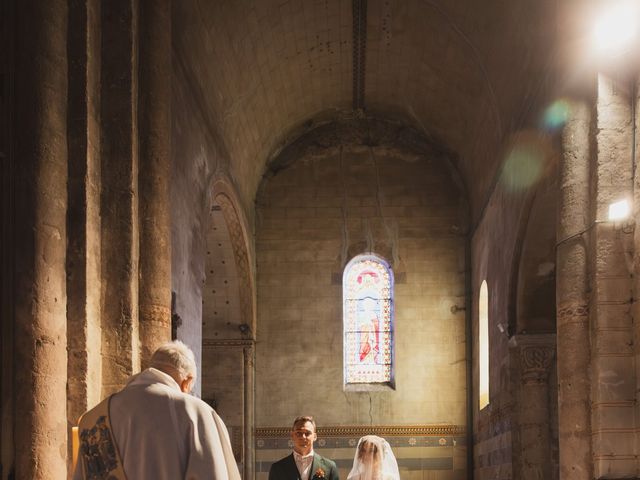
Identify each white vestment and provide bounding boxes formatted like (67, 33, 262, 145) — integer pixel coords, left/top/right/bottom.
(73, 368, 240, 480)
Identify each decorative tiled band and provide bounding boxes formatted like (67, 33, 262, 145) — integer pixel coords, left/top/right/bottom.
(256, 424, 465, 438)
(256, 457, 455, 473)
(256, 435, 466, 450)
(203, 339, 255, 347)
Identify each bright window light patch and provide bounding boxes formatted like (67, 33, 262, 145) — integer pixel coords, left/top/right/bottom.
(608, 199, 630, 221)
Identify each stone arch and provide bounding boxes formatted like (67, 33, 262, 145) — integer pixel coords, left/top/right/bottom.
(211, 175, 256, 337)
(512, 174, 558, 336)
(258, 112, 471, 273)
(254, 114, 470, 478)
(508, 164, 559, 480)
(200, 173, 256, 479)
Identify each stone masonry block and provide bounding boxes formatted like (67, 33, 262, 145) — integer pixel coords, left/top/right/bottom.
(592, 403, 636, 431)
(592, 355, 636, 401)
(593, 328, 633, 356)
(594, 277, 632, 304)
(592, 430, 636, 457)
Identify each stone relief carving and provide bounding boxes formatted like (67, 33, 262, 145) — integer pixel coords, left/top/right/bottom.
(557, 301, 588, 320)
(521, 345, 555, 384)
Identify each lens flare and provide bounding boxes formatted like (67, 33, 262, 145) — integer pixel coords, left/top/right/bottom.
(542, 99, 571, 131)
(501, 144, 544, 191)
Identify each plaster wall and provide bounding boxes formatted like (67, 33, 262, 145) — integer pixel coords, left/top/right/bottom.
(200, 206, 246, 466)
(255, 144, 466, 479)
(170, 59, 217, 395)
(202, 209, 243, 343)
(201, 345, 245, 468)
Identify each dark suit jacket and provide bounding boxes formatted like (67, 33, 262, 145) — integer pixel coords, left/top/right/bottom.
(268, 452, 340, 480)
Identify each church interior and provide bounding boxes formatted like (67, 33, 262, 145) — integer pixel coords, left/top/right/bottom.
(2, 0, 640, 478)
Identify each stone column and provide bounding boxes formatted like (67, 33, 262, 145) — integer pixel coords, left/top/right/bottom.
(100, 0, 141, 394)
(512, 334, 556, 480)
(244, 344, 256, 480)
(591, 74, 636, 478)
(67, 0, 102, 432)
(0, 1, 15, 475)
(635, 77, 640, 463)
(138, 0, 172, 366)
(13, 0, 69, 478)
(557, 98, 593, 480)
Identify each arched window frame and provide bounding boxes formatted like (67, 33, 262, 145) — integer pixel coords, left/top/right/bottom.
(343, 253, 395, 391)
(479, 280, 490, 410)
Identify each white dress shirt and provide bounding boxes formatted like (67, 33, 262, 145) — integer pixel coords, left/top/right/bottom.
(293, 450, 315, 479)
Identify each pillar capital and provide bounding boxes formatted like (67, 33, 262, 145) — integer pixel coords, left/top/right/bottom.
(510, 334, 556, 384)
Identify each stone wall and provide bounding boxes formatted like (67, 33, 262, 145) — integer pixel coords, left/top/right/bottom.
(255, 426, 466, 479)
(472, 183, 526, 480)
(516, 174, 557, 335)
(471, 130, 558, 480)
(511, 172, 559, 480)
(255, 139, 467, 480)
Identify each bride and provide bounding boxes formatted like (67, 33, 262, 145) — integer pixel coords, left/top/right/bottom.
(346, 435, 400, 480)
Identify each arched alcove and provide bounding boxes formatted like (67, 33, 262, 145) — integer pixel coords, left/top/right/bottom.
(509, 170, 559, 480)
(515, 177, 557, 335)
(254, 117, 468, 478)
(200, 176, 256, 479)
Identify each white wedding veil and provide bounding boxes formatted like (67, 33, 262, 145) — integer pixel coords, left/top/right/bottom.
(346, 435, 400, 480)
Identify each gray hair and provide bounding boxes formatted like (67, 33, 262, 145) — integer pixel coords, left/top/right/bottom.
(150, 340, 197, 381)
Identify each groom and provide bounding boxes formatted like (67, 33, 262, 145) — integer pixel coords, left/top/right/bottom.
(269, 416, 340, 480)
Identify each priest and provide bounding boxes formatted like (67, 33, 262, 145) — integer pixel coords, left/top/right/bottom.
(73, 340, 240, 480)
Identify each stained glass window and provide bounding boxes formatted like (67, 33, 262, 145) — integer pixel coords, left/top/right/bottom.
(343, 254, 394, 385)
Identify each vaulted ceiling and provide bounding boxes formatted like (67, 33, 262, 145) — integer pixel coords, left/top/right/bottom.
(173, 0, 558, 220)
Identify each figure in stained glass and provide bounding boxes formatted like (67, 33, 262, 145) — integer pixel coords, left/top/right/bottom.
(358, 297, 380, 364)
(343, 255, 394, 385)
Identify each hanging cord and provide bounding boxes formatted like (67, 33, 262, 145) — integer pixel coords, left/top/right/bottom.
(555, 220, 606, 249)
